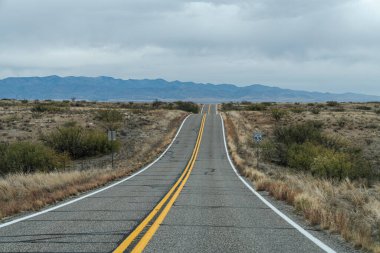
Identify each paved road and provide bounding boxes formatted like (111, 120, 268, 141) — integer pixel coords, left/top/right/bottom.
(0, 105, 349, 252)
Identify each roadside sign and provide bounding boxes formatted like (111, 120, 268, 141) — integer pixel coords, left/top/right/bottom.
(108, 130, 116, 141)
(253, 131, 263, 143)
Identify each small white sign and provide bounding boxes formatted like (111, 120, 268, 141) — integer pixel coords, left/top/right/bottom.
(253, 132, 263, 143)
(108, 130, 116, 141)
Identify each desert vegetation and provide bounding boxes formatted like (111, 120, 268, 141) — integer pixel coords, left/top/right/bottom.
(0, 142, 69, 174)
(222, 101, 380, 252)
(0, 99, 189, 220)
(41, 125, 120, 159)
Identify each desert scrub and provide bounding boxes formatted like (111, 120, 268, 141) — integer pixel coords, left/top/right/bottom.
(222, 111, 380, 252)
(247, 103, 267, 111)
(0, 142, 69, 174)
(221, 102, 237, 111)
(290, 107, 304, 113)
(326, 101, 339, 107)
(172, 101, 199, 113)
(0, 108, 186, 220)
(41, 125, 120, 159)
(337, 117, 348, 128)
(287, 142, 326, 171)
(356, 105, 372, 111)
(270, 108, 287, 122)
(94, 109, 124, 130)
(273, 120, 324, 150)
(126, 100, 199, 113)
(310, 107, 321, 114)
(31, 104, 68, 113)
(269, 121, 373, 180)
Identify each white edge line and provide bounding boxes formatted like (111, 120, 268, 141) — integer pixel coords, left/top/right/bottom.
(215, 104, 218, 115)
(200, 104, 205, 114)
(219, 114, 336, 253)
(0, 115, 191, 229)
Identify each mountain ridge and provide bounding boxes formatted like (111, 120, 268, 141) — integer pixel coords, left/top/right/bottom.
(0, 76, 378, 102)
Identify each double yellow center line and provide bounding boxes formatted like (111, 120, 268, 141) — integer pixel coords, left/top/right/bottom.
(113, 114, 207, 253)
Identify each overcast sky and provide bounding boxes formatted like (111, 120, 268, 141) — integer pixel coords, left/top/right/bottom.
(0, 0, 379, 94)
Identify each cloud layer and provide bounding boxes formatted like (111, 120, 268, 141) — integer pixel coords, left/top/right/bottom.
(0, 0, 379, 94)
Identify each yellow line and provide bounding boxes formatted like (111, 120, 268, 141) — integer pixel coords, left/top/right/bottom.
(132, 115, 206, 252)
(113, 115, 206, 253)
(207, 104, 211, 114)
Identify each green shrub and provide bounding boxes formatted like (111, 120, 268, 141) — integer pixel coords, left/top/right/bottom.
(291, 107, 304, 113)
(285, 142, 372, 179)
(310, 108, 321, 114)
(42, 126, 119, 159)
(221, 102, 235, 111)
(0, 142, 68, 174)
(311, 150, 371, 180)
(337, 117, 347, 128)
(166, 102, 174, 110)
(326, 101, 339, 107)
(31, 104, 67, 113)
(356, 105, 372, 111)
(260, 139, 277, 162)
(95, 109, 123, 123)
(95, 109, 123, 130)
(173, 101, 199, 113)
(320, 134, 351, 152)
(270, 121, 373, 179)
(152, 100, 164, 109)
(287, 143, 326, 171)
(274, 121, 323, 146)
(248, 103, 267, 111)
(0, 101, 13, 107)
(270, 108, 287, 122)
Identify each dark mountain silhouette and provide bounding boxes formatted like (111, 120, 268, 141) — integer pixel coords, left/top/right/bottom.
(0, 76, 378, 102)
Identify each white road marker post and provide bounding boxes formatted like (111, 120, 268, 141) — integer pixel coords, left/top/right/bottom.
(253, 131, 263, 170)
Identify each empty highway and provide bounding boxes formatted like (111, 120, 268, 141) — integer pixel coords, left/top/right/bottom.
(0, 105, 354, 252)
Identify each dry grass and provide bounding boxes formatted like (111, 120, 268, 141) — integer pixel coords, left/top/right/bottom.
(222, 107, 380, 253)
(0, 169, 125, 219)
(0, 104, 186, 220)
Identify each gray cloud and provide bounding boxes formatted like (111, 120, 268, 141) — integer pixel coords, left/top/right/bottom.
(0, 0, 379, 95)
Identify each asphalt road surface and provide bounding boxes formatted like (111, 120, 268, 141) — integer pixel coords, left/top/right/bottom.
(0, 105, 354, 252)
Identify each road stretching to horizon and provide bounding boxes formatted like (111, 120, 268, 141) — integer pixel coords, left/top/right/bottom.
(0, 105, 353, 252)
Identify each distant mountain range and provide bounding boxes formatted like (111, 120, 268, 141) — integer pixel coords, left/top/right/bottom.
(0, 76, 378, 102)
